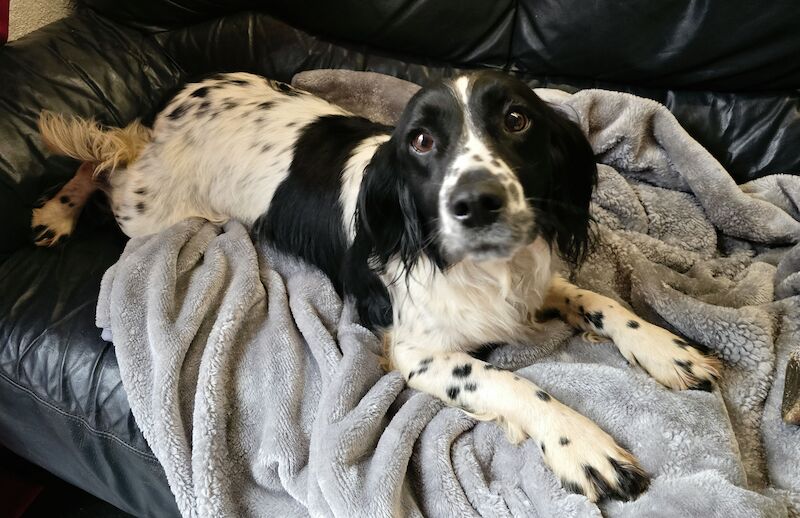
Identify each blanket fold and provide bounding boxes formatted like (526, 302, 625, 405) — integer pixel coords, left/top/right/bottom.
(97, 71, 800, 517)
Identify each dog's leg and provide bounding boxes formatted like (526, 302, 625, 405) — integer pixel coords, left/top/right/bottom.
(543, 276, 721, 391)
(32, 162, 98, 246)
(392, 343, 649, 502)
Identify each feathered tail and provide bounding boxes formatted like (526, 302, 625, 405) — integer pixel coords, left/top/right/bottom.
(38, 112, 152, 177)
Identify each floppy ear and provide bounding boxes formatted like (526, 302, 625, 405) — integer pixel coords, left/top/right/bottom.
(543, 106, 597, 266)
(342, 142, 424, 330)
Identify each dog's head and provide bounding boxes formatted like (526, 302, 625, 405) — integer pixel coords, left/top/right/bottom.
(347, 71, 597, 328)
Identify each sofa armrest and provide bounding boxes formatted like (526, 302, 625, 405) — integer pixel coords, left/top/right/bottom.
(0, 8, 182, 255)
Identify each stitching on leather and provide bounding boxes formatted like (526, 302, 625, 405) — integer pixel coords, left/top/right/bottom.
(0, 370, 160, 463)
(504, 0, 520, 71)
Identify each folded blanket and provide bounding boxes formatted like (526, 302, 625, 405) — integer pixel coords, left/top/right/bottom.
(97, 70, 800, 517)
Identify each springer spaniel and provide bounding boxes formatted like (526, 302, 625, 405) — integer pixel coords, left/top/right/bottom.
(33, 70, 721, 502)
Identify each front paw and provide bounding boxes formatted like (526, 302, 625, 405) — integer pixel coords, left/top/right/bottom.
(540, 417, 649, 502)
(620, 325, 721, 391)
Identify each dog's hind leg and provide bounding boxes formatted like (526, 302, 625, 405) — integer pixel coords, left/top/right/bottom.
(32, 162, 98, 246)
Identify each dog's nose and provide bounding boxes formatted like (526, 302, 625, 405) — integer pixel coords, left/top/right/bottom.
(448, 170, 507, 228)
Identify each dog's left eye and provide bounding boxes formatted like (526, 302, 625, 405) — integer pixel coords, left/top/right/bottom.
(410, 131, 435, 154)
(504, 111, 529, 133)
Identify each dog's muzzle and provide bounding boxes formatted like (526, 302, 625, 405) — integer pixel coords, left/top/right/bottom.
(447, 169, 506, 229)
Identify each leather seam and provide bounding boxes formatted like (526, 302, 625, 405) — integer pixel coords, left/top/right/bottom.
(504, 0, 519, 71)
(0, 370, 160, 463)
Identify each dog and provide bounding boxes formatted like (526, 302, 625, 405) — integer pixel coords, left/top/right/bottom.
(33, 70, 721, 502)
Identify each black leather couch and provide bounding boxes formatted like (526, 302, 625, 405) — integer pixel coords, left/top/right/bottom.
(1, 2, 799, 515)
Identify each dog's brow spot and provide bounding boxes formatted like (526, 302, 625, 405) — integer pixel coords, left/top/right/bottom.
(446, 386, 460, 400)
(577, 294, 583, 298)
(627, 320, 640, 329)
(68, 202, 76, 207)
(136, 202, 146, 213)
(464, 382, 477, 392)
(472, 154, 483, 162)
(490, 158, 500, 167)
(536, 390, 551, 402)
(452, 364, 472, 378)
(513, 376, 521, 381)
(59, 195, 70, 204)
(134, 188, 147, 195)
(559, 437, 571, 446)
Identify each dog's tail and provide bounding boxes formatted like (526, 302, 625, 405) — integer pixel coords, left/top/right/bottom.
(38, 112, 152, 177)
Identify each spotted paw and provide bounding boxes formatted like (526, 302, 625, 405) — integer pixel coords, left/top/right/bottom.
(620, 324, 721, 391)
(31, 197, 77, 246)
(539, 411, 649, 502)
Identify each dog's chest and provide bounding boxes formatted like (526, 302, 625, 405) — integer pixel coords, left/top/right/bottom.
(387, 239, 553, 351)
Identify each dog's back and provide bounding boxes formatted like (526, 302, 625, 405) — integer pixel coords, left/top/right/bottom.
(37, 73, 390, 253)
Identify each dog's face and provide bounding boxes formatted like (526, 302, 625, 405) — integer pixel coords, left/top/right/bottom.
(358, 71, 597, 269)
(350, 71, 597, 325)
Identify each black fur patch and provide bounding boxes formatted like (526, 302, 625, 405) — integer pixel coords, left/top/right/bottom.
(559, 437, 571, 446)
(464, 382, 477, 392)
(257, 101, 275, 110)
(535, 308, 562, 321)
(136, 202, 146, 214)
(689, 379, 713, 392)
(446, 386, 461, 400)
(583, 311, 604, 329)
(607, 456, 650, 501)
(536, 390, 551, 402)
(191, 86, 211, 98)
(59, 195, 70, 204)
(452, 364, 472, 378)
(252, 115, 389, 298)
(627, 320, 640, 329)
(167, 103, 189, 120)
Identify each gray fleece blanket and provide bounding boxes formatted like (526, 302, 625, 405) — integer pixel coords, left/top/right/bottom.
(96, 71, 800, 517)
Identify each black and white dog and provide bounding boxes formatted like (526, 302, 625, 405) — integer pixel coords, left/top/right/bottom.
(34, 70, 720, 502)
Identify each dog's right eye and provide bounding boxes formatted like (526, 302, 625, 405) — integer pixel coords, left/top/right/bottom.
(410, 131, 435, 154)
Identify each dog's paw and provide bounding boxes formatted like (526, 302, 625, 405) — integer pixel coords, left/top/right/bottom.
(31, 197, 77, 246)
(620, 324, 721, 391)
(540, 413, 649, 502)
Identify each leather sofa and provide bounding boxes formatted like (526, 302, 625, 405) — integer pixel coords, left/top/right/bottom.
(1, 2, 798, 515)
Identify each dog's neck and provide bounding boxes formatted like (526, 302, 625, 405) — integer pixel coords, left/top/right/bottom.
(384, 238, 554, 354)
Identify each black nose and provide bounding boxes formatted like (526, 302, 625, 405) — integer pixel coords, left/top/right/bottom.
(448, 170, 507, 228)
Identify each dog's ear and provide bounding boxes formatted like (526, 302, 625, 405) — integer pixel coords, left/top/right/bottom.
(542, 106, 597, 266)
(343, 142, 424, 330)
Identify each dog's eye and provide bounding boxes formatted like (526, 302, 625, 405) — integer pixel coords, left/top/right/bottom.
(410, 131, 435, 154)
(504, 111, 529, 133)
